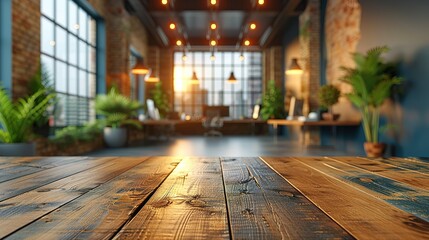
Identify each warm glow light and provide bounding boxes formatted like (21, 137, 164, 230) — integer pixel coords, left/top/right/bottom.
(74, 24, 80, 29)
(210, 0, 217, 5)
(182, 54, 187, 62)
(285, 69, 304, 75)
(49, 40, 56, 46)
(210, 23, 217, 30)
(244, 40, 250, 46)
(258, 0, 264, 5)
(162, 0, 168, 5)
(210, 40, 217, 46)
(239, 54, 245, 61)
(250, 23, 256, 30)
(176, 40, 182, 46)
(210, 54, 216, 61)
(174, 66, 185, 92)
(169, 23, 176, 30)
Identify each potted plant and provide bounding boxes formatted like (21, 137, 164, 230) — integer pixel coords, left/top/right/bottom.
(95, 87, 141, 148)
(150, 82, 170, 119)
(260, 80, 285, 120)
(340, 46, 402, 157)
(318, 84, 341, 121)
(0, 88, 55, 156)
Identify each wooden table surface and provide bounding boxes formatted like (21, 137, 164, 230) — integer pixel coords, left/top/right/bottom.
(1, 156, 428, 239)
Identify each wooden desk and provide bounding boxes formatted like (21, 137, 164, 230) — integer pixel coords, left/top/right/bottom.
(1, 156, 428, 239)
(267, 119, 361, 145)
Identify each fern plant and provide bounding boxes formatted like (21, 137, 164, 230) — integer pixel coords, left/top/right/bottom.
(340, 46, 402, 143)
(0, 88, 55, 143)
(260, 80, 284, 120)
(95, 88, 142, 128)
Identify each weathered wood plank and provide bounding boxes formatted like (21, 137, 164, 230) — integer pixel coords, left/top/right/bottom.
(262, 157, 429, 239)
(0, 157, 89, 183)
(329, 156, 429, 191)
(0, 157, 114, 202)
(114, 157, 229, 239)
(370, 157, 429, 175)
(222, 157, 352, 239)
(0, 157, 149, 238)
(294, 156, 429, 222)
(4, 157, 181, 240)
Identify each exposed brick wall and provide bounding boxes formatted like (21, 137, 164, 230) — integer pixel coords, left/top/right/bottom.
(87, 0, 149, 97)
(11, 0, 41, 99)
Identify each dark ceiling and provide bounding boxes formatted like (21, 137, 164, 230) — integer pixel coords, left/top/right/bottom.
(125, 0, 306, 49)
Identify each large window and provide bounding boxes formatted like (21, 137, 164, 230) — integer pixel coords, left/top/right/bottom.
(41, 0, 97, 126)
(174, 51, 262, 119)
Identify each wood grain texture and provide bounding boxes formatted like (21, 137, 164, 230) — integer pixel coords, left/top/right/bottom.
(0, 157, 111, 201)
(5, 157, 181, 240)
(293, 157, 429, 222)
(114, 157, 229, 240)
(375, 157, 429, 175)
(262, 157, 429, 239)
(221, 157, 352, 239)
(0, 157, 149, 239)
(328, 156, 429, 191)
(0, 157, 87, 183)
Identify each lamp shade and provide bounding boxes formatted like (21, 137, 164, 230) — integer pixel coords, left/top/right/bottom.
(131, 58, 150, 75)
(189, 71, 199, 84)
(145, 70, 160, 83)
(285, 58, 303, 75)
(227, 71, 237, 83)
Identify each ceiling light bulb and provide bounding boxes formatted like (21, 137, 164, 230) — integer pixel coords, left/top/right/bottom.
(182, 54, 187, 62)
(74, 24, 80, 30)
(210, 23, 217, 30)
(210, 0, 217, 5)
(49, 40, 56, 46)
(239, 54, 245, 61)
(258, 0, 264, 5)
(244, 40, 250, 46)
(250, 23, 256, 30)
(162, 0, 168, 5)
(169, 23, 176, 30)
(210, 54, 216, 61)
(210, 40, 217, 46)
(176, 40, 182, 46)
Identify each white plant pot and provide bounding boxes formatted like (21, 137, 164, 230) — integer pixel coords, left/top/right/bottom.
(103, 127, 127, 148)
(0, 143, 36, 156)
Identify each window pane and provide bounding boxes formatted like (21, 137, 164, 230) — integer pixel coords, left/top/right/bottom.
(68, 34, 78, 65)
(55, 26, 67, 61)
(68, 0, 78, 34)
(79, 9, 87, 40)
(68, 66, 77, 95)
(55, 61, 67, 93)
(41, 18, 55, 56)
(41, 0, 54, 19)
(55, 0, 67, 27)
(41, 55, 55, 84)
(79, 40, 87, 69)
(79, 70, 87, 97)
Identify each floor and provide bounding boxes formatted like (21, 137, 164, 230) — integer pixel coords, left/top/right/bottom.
(88, 136, 351, 157)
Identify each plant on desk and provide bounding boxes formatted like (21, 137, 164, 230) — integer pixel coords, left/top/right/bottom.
(341, 46, 402, 157)
(318, 84, 341, 121)
(261, 80, 285, 120)
(150, 82, 170, 119)
(95, 87, 142, 148)
(0, 88, 55, 156)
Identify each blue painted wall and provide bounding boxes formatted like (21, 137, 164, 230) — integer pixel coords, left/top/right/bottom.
(0, 0, 12, 93)
(357, 0, 429, 157)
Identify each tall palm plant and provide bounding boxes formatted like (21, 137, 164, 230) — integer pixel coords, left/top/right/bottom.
(0, 88, 55, 143)
(340, 46, 402, 143)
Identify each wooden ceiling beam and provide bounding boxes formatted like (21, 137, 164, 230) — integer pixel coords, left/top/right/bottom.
(127, 0, 169, 47)
(260, 0, 305, 47)
(145, 0, 284, 12)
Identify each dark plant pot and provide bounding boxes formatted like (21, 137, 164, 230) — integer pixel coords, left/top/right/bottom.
(364, 142, 386, 158)
(33, 121, 50, 137)
(0, 143, 36, 156)
(103, 127, 127, 148)
(322, 113, 340, 121)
